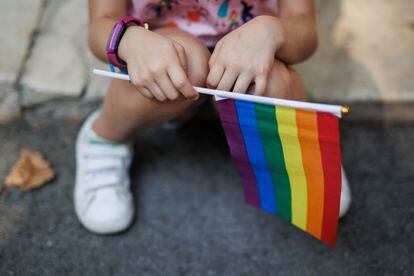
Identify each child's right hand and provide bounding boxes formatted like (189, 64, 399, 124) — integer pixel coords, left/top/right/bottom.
(118, 26, 198, 101)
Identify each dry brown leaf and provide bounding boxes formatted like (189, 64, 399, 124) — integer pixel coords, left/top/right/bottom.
(5, 149, 55, 190)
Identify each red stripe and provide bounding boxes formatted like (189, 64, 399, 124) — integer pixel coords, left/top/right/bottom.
(318, 113, 342, 247)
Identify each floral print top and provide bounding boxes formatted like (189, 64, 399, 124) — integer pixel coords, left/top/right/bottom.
(129, 0, 279, 46)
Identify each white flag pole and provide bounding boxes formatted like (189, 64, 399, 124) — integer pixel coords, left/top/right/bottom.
(93, 69, 348, 118)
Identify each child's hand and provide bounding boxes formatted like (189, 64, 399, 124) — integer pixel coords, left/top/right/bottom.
(119, 26, 198, 101)
(207, 16, 284, 95)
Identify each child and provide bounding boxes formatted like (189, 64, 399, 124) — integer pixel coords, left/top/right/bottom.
(76, 0, 351, 234)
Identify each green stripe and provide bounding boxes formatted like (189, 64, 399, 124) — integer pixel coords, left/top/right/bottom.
(88, 139, 122, 147)
(255, 104, 292, 222)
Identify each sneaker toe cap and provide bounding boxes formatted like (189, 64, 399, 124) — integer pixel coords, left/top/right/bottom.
(339, 172, 352, 218)
(78, 193, 134, 234)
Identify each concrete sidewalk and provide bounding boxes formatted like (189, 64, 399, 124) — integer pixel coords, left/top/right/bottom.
(0, 108, 413, 275)
(0, 0, 413, 123)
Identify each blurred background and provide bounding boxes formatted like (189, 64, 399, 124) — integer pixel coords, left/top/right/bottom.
(0, 0, 413, 275)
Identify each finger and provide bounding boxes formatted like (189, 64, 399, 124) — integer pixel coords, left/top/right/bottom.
(156, 74, 180, 100)
(127, 66, 145, 90)
(206, 64, 225, 89)
(145, 81, 167, 101)
(172, 41, 187, 72)
(137, 87, 153, 99)
(217, 69, 238, 92)
(233, 73, 254, 94)
(209, 40, 223, 68)
(254, 75, 268, 96)
(167, 65, 198, 100)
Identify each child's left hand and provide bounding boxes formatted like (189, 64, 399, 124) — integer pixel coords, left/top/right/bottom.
(207, 16, 284, 95)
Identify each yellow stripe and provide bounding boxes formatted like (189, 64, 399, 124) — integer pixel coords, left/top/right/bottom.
(275, 107, 308, 230)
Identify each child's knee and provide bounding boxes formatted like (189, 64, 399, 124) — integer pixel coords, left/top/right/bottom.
(107, 80, 196, 125)
(264, 60, 291, 97)
(156, 28, 210, 87)
(176, 37, 210, 87)
(188, 52, 209, 87)
(264, 60, 306, 101)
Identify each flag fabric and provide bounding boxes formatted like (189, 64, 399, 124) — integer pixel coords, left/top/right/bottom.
(217, 99, 342, 246)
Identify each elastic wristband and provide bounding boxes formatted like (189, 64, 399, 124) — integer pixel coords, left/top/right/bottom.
(106, 16, 148, 70)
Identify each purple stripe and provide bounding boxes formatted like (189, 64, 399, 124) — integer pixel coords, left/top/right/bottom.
(109, 23, 124, 49)
(217, 99, 260, 207)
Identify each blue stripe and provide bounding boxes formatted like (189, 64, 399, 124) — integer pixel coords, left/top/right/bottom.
(120, 68, 128, 75)
(235, 100, 276, 214)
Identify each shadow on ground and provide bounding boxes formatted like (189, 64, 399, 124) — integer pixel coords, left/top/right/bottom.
(0, 107, 413, 275)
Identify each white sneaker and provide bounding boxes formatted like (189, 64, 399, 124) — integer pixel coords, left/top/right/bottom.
(74, 111, 134, 234)
(339, 167, 352, 218)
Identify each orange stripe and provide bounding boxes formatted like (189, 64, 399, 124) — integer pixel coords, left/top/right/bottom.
(296, 110, 325, 239)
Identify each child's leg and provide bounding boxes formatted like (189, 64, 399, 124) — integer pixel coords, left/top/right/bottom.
(75, 28, 210, 234)
(93, 28, 211, 142)
(261, 59, 307, 101)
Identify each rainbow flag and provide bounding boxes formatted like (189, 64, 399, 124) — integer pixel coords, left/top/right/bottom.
(91, 69, 345, 246)
(217, 99, 342, 246)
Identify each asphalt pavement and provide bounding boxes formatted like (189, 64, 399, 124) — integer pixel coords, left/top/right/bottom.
(0, 105, 413, 275)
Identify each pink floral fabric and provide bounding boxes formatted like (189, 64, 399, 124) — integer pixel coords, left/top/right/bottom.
(129, 0, 279, 46)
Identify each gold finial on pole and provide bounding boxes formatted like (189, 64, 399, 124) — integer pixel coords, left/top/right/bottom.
(341, 105, 350, 116)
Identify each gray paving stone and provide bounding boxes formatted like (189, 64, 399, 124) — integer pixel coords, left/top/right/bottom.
(8, 0, 414, 119)
(0, 0, 45, 85)
(297, 0, 414, 105)
(83, 53, 110, 102)
(333, 0, 414, 102)
(0, 87, 20, 124)
(20, 34, 86, 106)
(20, 0, 88, 106)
